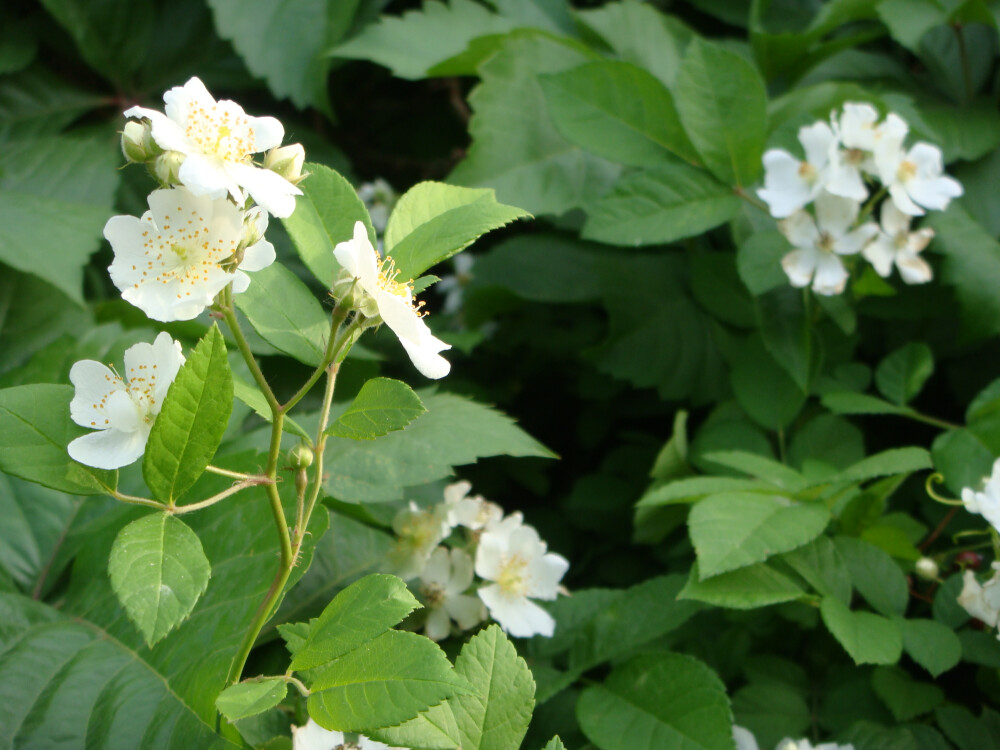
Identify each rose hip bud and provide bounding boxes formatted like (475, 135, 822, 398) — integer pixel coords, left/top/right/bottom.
(955, 551, 983, 570)
(914, 557, 939, 581)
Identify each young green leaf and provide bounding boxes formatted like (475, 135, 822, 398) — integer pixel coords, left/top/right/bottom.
(834, 536, 909, 617)
(875, 343, 934, 405)
(897, 617, 962, 677)
(327, 377, 427, 440)
(836, 447, 933, 484)
(820, 391, 913, 417)
(366, 700, 462, 750)
(385, 181, 530, 280)
(143, 324, 233, 504)
(107, 512, 211, 647)
(291, 573, 420, 670)
(451, 625, 535, 750)
(678, 562, 805, 609)
(541, 738, 567, 750)
(216, 678, 288, 722)
(820, 596, 903, 665)
(232, 374, 310, 439)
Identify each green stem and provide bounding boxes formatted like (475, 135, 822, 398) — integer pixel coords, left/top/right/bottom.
(907, 411, 962, 431)
(295, 363, 340, 553)
(220, 286, 279, 413)
(954, 23, 975, 103)
(735, 185, 770, 213)
(280, 308, 351, 414)
(924, 473, 965, 506)
(205, 464, 255, 480)
(111, 490, 165, 511)
(856, 185, 887, 225)
(171, 478, 267, 515)
(284, 674, 311, 697)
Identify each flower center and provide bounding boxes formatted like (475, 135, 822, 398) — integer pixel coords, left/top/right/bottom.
(377, 255, 425, 317)
(897, 160, 917, 183)
(894, 230, 909, 250)
(184, 103, 255, 162)
(797, 161, 818, 182)
(421, 582, 446, 607)
(844, 148, 865, 165)
(817, 231, 836, 254)
(497, 554, 530, 598)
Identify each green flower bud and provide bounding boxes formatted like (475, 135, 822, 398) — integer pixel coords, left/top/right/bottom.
(264, 144, 307, 185)
(151, 150, 186, 186)
(288, 444, 314, 470)
(331, 267, 380, 319)
(915, 556, 939, 581)
(121, 120, 161, 164)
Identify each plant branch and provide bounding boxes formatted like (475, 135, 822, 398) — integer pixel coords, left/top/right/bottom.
(220, 286, 279, 413)
(735, 185, 770, 213)
(205, 464, 256, 480)
(280, 306, 351, 414)
(171, 477, 269, 515)
(111, 490, 168, 511)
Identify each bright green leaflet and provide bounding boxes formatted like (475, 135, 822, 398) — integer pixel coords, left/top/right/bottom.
(327, 377, 427, 440)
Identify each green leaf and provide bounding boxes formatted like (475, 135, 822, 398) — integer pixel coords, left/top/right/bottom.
(820, 596, 903, 665)
(0, 68, 105, 141)
(307, 630, 471, 733)
(673, 37, 767, 187)
(636, 477, 770, 508)
(291, 573, 420, 670)
(700, 451, 808, 492)
(577, 652, 734, 750)
(875, 343, 934, 406)
(821, 391, 913, 417)
(232, 375, 310, 439)
(780, 536, 852, 604)
(736, 230, 792, 296)
(937, 705, 1000, 750)
(732, 682, 810, 750)
(108, 513, 212, 647)
(689, 492, 829, 578)
(208, 0, 358, 113)
(539, 60, 699, 166)
(581, 162, 740, 246)
(385, 181, 530, 279)
(234, 262, 330, 367)
(282, 163, 376, 287)
(216, 678, 289, 722)
(678, 561, 805, 609)
(327, 377, 427, 440)
(0, 383, 116, 495)
(897, 617, 962, 677)
(323, 392, 554, 502)
(730, 334, 806, 430)
(143, 325, 233, 504)
(449, 33, 620, 217)
(451, 625, 535, 750)
(541, 738, 567, 750)
(871, 665, 943, 722)
(877, 0, 946, 51)
(835, 536, 909, 617)
(368, 700, 462, 750)
(0, 593, 237, 748)
(836, 447, 933, 484)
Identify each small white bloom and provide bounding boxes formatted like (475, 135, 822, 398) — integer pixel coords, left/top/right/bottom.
(475, 516, 569, 638)
(68, 332, 185, 470)
(389, 501, 453, 580)
(873, 114, 963, 216)
(777, 740, 854, 750)
(106, 187, 275, 322)
(862, 201, 934, 284)
(958, 563, 1000, 627)
(733, 726, 759, 750)
(435, 253, 475, 315)
(334, 221, 451, 379)
(357, 179, 396, 235)
(961, 458, 1000, 533)
(837, 102, 881, 152)
(443, 480, 503, 531)
(125, 76, 302, 218)
(419, 547, 488, 641)
(757, 121, 837, 218)
(292, 719, 404, 750)
(779, 192, 878, 296)
(824, 102, 880, 202)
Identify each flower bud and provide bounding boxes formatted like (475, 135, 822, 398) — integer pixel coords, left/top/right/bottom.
(288, 444, 314, 470)
(331, 267, 380, 319)
(121, 120, 160, 163)
(956, 550, 983, 570)
(151, 150, 185, 186)
(264, 143, 307, 185)
(241, 207, 268, 250)
(914, 557, 939, 581)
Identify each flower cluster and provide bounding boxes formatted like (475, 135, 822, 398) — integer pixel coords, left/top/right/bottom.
(69, 79, 305, 469)
(389, 481, 569, 639)
(735, 727, 854, 750)
(758, 103, 962, 295)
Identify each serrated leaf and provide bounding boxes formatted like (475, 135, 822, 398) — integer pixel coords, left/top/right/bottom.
(820, 596, 903, 665)
(451, 625, 535, 750)
(577, 652, 733, 750)
(875, 343, 934, 406)
(820, 391, 913, 417)
(581, 162, 740, 247)
(367, 700, 461, 750)
(835, 536, 909, 617)
(836, 447, 933, 484)
(108, 513, 211, 647)
(897, 617, 962, 677)
(307, 630, 471, 733)
(385, 181, 529, 279)
(736, 230, 792, 296)
(291, 573, 420, 670)
(539, 59, 699, 167)
(636, 477, 771, 508)
(871, 665, 943, 722)
(234, 262, 331, 367)
(327, 377, 427, 440)
(541, 738, 567, 750)
(678, 562, 805, 609)
(700, 451, 808, 492)
(780, 536, 852, 605)
(142, 325, 232, 503)
(282, 163, 376, 287)
(216, 678, 288, 722)
(689, 493, 829, 579)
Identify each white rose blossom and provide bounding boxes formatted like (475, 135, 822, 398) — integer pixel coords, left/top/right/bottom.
(124, 76, 302, 218)
(291, 719, 404, 750)
(443, 480, 503, 531)
(757, 121, 837, 218)
(961, 458, 1000, 533)
(958, 563, 1000, 628)
(824, 102, 879, 202)
(333, 221, 451, 379)
(733, 726, 759, 750)
(68, 332, 185, 470)
(419, 547, 487, 641)
(106, 187, 275, 322)
(779, 192, 878, 296)
(475, 514, 569, 638)
(389, 501, 453, 580)
(863, 200, 934, 284)
(873, 114, 963, 216)
(778, 740, 855, 750)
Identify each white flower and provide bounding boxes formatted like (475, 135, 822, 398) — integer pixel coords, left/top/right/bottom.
(292, 719, 404, 750)
(837, 102, 881, 152)
(733, 727, 759, 750)
(67, 332, 185, 470)
(824, 102, 879, 202)
(106, 187, 275, 322)
(419, 547, 487, 641)
(443, 480, 503, 531)
(958, 563, 1000, 628)
(757, 121, 837, 218)
(777, 741, 854, 750)
(873, 114, 963, 216)
(475, 516, 569, 638)
(862, 201, 934, 284)
(779, 192, 878, 296)
(357, 179, 396, 235)
(436, 253, 475, 315)
(389, 501, 453, 580)
(334, 221, 451, 379)
(961, 458, 1000, 533)
(125, 76, 302, 218)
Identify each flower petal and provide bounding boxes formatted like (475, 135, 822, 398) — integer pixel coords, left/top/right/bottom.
(888, 183, 924, 216)
(424, 606, 452, 642)
(445, 594, 487, 630)
(69, 360, 123, 429)
(528, 552, 569, 600)
(811, 253, 848, 296)
(779, 211, 820, 250)
(123, 107, 194, 154)
(478, 584, 555, 638)
(68, 427, 147, 470)
(781, 249, 817, 288)
(421, 547, 451, 588)
(815, 192, 859, 237)
(896, 251, 933, 284)
(862, 236, 896, 277)
(251, 115, 285, 152)
(226, 162, 301, 219)
(240, 239, 276, 273)
(798, 121, 835, 168)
